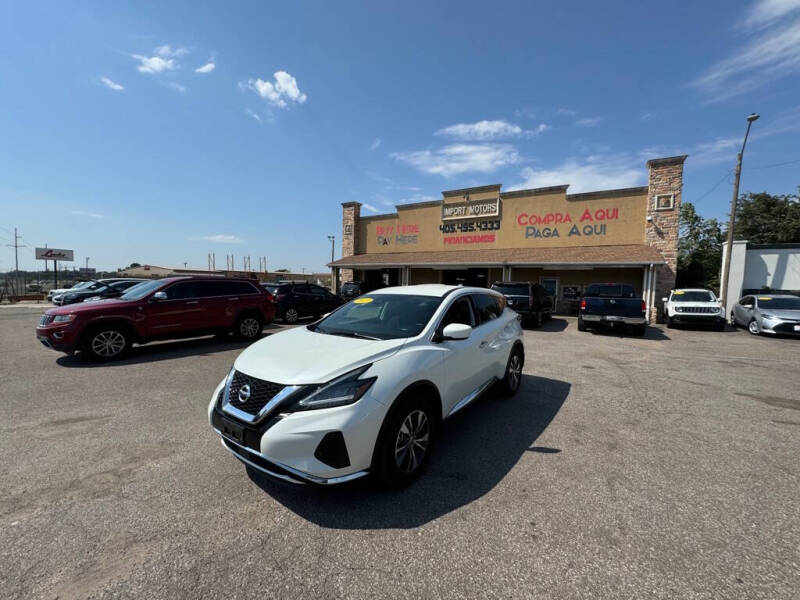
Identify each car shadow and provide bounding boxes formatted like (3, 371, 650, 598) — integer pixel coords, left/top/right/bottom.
(587, 325, 670, 340)
(524, 317, 568, 332)
(246, 374, 570, 530)
(55, 324, 289, 368)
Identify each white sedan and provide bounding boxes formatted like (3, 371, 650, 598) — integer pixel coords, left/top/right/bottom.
(209, 284, 525, 487)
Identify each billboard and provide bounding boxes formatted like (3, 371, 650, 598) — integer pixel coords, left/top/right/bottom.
(35, 248, 74, 261)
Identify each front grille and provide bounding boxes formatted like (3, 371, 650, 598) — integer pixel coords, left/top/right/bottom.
(677, 306, 718, 313)
(39, 314, 53, 326)
(226, 370, 284, 416)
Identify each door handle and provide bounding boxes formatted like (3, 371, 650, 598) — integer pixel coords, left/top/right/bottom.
(228, 297, 239, 301)
(186, 300, 199, 305)
(479, 341, 489, 349)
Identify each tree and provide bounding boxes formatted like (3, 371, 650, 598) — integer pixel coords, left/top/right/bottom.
(676, 202, 724, 291)
(128, 262, 142, 268)
(734, 189, 800, 243)
(274, 268, 290, 272)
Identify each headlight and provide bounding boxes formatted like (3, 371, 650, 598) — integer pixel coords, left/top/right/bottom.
(760, 313, 776, 320)
(284, 365, 376, 412)
(53, 314, 76, 323)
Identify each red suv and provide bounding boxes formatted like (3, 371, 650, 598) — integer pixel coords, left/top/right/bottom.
(36, 277, 275, 361)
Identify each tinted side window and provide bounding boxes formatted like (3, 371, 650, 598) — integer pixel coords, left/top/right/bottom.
(441, 297, 474, 328)
(471, 293, 502, 325)
(225, 281, 259, 295)
(164, 282, 198, 300)
(308, 285, 328, 297)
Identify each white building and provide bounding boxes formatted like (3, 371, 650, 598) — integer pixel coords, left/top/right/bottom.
(721, 241, 800, 313)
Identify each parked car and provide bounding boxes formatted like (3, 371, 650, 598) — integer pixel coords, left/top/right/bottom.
(49, 281, 92, 301)
(578, 283, 647, 335)
(490, 281, 552, 327)
(340, 281, 363, 301)
(730, 294, 800, 336)
(36, 277, 275, 361)
(209, 284, 524, 487)
(53, 278, 138, 305)
(662, 288, 726, 330)
(262, 282, 343, 324)
(58, 279, 147, 305)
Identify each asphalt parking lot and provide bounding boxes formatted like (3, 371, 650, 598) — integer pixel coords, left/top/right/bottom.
(1, 305, 798, 599)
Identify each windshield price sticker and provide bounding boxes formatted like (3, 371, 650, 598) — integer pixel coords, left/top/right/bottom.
(674, 290, 685, 295)
(758, 296, 772, 300)
(353, 297, 374, 304)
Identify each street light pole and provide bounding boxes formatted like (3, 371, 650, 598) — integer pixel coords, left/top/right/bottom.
(327, 235, 335, 292)
(720, 112, 759, 312)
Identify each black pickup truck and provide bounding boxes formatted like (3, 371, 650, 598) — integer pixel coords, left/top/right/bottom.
(578, 283, 647, 336)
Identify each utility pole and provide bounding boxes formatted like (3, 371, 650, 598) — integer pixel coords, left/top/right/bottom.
(327, 235, 335, 292)
(5, 227, 25, 294)
(85, 257, 90, 271)
(720, 113, 760, 313)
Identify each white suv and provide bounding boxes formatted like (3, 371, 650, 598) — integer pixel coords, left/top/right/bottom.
(662, 288, 726, 330)
(209, 284, 524, 487)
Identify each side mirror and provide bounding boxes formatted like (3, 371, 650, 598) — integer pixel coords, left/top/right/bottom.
(151, 291, 168, 302)
(442, 323, 472, 341)
(662, 297, 668, 303)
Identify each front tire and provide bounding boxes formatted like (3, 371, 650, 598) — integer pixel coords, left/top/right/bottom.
(748, 319, 760, 335)
(83, 326, 131, 362)
(666, 315, 674, 329)
(500, 346, 524, 396)
(374, 397, 435, 488)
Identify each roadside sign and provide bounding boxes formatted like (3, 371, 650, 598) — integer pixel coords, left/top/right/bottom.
(35, 248, 74, 261)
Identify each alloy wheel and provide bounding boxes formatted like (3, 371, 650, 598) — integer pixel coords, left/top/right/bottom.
(240, 317, 260, 338)
(748, 320, 759, 335)
(394, 409, 430, 474)
(508, 353, 522, 391)
(284, 308, 299, 323)
(91, 330, 126, 357)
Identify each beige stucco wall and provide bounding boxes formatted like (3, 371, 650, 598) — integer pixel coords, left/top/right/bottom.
(360, 189, 648, 255)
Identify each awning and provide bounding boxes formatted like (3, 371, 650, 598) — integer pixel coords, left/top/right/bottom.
(329, 244, 665, 268)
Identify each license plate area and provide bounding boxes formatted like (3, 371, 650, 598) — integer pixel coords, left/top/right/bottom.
(219, 416, 245, 445)
(794, 325, 800, 332)
(605, 316, 622, 321)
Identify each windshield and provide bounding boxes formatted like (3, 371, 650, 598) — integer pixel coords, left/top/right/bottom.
(492, 283, 529, 296)
(586, 284, 635, 298)
(310, 294, 443, 340)
(341, 282, 360, 291)
(262, 284, 279, 294)
(758, 297, 800, 310)
(120, 279, 163, 301)
(70, 281, 92, 290)
(672, 291, 715, 302)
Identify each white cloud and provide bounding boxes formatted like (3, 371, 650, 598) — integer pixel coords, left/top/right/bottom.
(370, 138, 382, 151)
(243, 71, 307, 108)
(245, 108, 262, 123)
(100, 77, 124, 91)
(133, 54, 177, 74)
(155, 45, 189, 58)
(391, 143, 520, 177)
(509, 154, 644, 194)
(574, 117, 604, 127)
(640, 112, 657, 121)
(195, 62, 215, 74)
(691, 136, 741, 165)
(361, 203, 380, 213)
(70, 210, 104, 219)
(168, 82, 187, 94)
(436, 120, 523, 140)
(194, 234, 245, 244)
(533, 123, 551, 134)
(691, 2, 800, 101)
(556, 108, 577, 116)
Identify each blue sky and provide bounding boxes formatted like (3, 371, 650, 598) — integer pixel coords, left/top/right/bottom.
(1, 0, 799, 273)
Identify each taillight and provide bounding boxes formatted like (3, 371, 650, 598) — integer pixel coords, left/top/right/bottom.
(276, 293, 287, 301)
(580, 298, 586, 310)
(641, 300, 647, 312)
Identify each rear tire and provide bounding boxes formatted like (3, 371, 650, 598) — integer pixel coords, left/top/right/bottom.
(283, 308, 299, 324)
(577, 315, 587, 331)
(374, 396, 436, 488)
(500, 346, 524, 397)
(83, 325, 131, 362)
(233, 313, 263, 340)
(534, 311, 543, 328)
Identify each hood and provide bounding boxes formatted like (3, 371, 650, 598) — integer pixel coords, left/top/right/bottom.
(46, 298, 128, 315)
(759, 309, 800, 320)
(234, 325, 407, 385)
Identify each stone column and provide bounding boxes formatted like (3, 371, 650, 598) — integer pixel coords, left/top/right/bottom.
(645, 155, 687, 323)
(340, 202, 361, 285)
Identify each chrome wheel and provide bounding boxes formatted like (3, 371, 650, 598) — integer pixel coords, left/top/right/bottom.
(91, 330, 126, 357)
(508, 353, 522, 391)
(394, 410, 429, 474)
(284, 308, 299, 324)
(748, 320, 759, 335)
(239, 317, 260, 338)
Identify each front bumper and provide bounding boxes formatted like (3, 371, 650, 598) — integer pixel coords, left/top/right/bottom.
(36, 324, 80, 353)
(670, 313, 725, 324)
(759, 320, 800, 336)
(581, 314, 646, 325)
(209, 380, 385, 485)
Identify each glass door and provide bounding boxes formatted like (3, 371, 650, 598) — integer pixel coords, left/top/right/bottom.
(539, 277, 559, 311)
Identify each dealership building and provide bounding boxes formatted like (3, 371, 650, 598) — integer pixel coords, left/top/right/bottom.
(329, 155, 687, 322)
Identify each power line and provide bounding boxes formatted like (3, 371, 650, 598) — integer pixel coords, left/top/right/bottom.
(694, 169, 733, 204)
(748, 158, 800, 170)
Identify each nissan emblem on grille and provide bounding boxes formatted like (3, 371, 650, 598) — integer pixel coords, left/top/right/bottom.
(238, 384, 251, 403)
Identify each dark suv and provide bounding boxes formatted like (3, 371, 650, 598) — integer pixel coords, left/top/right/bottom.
(490, 281, 553, 327)
(262, 282, 343, 323)
(36, 277, 275, 361)
(340, 281, 363, 301)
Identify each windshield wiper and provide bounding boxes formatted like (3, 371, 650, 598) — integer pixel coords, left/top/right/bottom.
(328, 330, 382, 341)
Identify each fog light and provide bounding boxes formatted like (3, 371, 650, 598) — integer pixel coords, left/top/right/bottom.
(52, 331, 65, 340)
